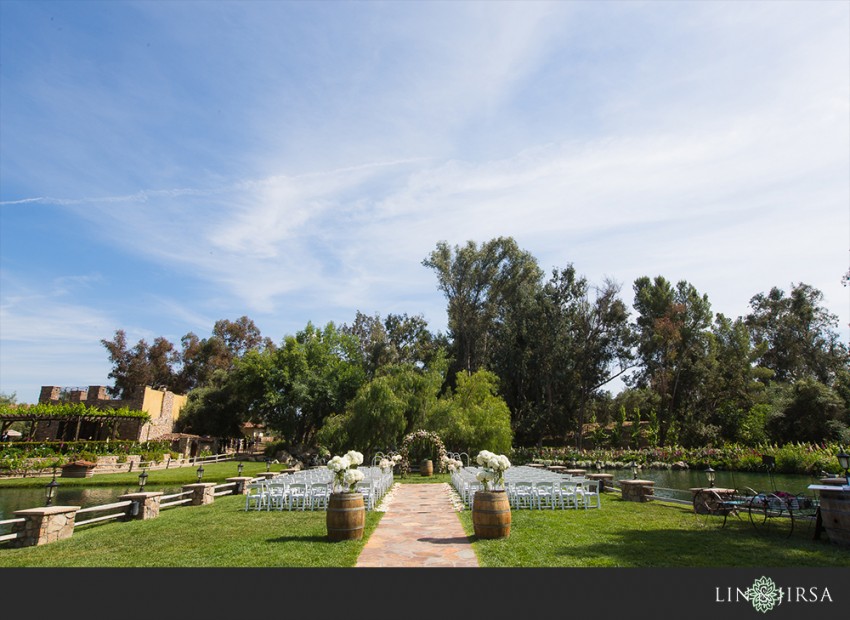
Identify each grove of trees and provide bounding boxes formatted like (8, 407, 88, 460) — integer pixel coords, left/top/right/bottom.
(98, 237, 850, 454)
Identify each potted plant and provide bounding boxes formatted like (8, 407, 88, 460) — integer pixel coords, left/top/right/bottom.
(472, 450, 512, 539)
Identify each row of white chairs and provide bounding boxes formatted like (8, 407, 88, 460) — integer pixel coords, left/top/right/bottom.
(452, 466, 601, 510)
(244, 467, 393, 511)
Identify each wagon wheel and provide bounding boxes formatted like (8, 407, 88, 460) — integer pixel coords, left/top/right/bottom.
(748, 494, 794, 538)
(693, 489, 726, 528)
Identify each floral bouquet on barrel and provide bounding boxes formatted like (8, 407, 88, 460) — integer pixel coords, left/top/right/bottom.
(327, 450, 365, 493)
(475, 450, 511, 491)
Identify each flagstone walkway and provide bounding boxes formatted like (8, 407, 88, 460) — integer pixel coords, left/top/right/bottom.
(356, 483, 479, 567)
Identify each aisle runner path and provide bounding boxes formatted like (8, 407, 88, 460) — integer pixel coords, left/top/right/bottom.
(355, 483, 479, 567)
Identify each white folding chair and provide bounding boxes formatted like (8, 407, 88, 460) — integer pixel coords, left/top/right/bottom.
(244, 481, 269, 511)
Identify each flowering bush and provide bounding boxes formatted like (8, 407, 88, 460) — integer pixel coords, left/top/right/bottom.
(327, 450, 365, 492)
(475, 450, 511, 491)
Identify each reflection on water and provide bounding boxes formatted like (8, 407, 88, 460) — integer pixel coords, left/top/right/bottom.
(0, 485, 182, 521)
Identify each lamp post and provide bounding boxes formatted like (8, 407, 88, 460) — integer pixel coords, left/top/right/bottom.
(196, 464, 205, 483)
(138, 467, 149, 492)
(237, 462, 244, 477)
(630, 461, 638, 480)
(705, 466, 716, 488)
(45, 467, 59, 506)
(838, 447, 850, 484)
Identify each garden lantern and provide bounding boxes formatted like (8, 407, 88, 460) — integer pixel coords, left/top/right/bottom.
(138, 468, 149, 491)
(838, 448, 850, 483)
(265, 458, 271, 472)
(596, 460, 603, 472)
(705, 466, 716, 488)
(630, 461, 638, 480)
(237, 462, 244, 477)
(196, 464, 205, 483)
(45, 467, 59, 506)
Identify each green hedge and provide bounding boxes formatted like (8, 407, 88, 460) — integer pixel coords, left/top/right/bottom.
(512, 442, 845, 476)
(0, 440, 172, 475)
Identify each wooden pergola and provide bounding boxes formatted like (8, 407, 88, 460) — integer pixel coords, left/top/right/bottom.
(1, 411, 149, 442)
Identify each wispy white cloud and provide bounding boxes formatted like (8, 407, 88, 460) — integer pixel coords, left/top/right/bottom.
(1, 1, 847, 402)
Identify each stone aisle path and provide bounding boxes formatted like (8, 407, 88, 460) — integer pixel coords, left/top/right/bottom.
(355, 483, 479, 567)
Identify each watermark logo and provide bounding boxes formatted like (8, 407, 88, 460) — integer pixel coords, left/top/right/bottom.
(744, 576, 782, 613)
(715, 575, 833, 613)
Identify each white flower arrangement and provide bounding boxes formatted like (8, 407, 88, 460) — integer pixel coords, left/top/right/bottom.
(343, 468, 364, 489)
(391, 454, 402, 463)
(327, 450, 365, 492)
(379, 458, 392, 472)
(475, 450, 511, 491)
(345, 450, 364, 466)
(446, 458, 464, 472)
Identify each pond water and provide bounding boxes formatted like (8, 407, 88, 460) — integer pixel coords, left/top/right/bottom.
(0, 469, 825, 522)
(606, 468, 821, 497)
(0, 485, 183, 522)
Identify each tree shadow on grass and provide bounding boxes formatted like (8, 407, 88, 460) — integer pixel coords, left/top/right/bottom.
(552, 520, 844, 567)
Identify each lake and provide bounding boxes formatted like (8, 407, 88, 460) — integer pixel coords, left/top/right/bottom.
(0, 468, 825, 521)
(0, 485, 183, 521)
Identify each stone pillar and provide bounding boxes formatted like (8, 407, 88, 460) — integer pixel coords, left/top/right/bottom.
(619, 479, 655, 502)
(182, 483, 217, 506)
(39, 386, 62, 403)
(119, 492, 164, 520)
(587, 473, 614, 492)
(226, 477, 254, 495)
(87, 385, 109, 402)
(10, 506, 80, 548)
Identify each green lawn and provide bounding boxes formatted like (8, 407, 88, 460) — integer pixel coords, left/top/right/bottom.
(458, 493, 850, 567)
(2, 480, 848, 567)
(0, 461, 272, 488)
(0, 494, 381, 567)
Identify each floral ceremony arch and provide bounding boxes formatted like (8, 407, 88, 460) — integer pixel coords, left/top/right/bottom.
(399, 429, 447, 476)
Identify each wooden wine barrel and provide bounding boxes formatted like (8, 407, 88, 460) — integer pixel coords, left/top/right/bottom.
(472, 490, 511, 539)
(818, 483, 850, 547)
(326, 492, 365, 541)
(420, 459, 433, 477)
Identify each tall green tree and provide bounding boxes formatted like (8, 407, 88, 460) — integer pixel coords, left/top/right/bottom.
(422, 237, 543, 377)
(631, 276, 713, 445)
(746, 283, 849, 385)
(101, 330, 179, 397)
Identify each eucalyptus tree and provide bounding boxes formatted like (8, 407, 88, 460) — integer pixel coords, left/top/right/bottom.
(631, 276, 713, 445)
(698, 314, 771, 443)
(422, 237, 543, 378)
(341, 311, 444, 378)
(745, 283, 849, 385)
(506, 267, 633, 448)
(101, 330, 179, 398)
(101, 316, 272, 397)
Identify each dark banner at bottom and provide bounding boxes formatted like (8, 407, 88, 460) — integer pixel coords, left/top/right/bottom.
(1, 566, 847, 619)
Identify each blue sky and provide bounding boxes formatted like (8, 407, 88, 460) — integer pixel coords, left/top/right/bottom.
(1, 1, 848, 404)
